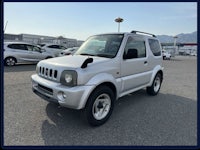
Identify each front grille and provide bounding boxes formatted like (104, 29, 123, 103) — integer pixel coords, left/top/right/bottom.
(38, 84, 53, 96)
(38, 66, 58, 81)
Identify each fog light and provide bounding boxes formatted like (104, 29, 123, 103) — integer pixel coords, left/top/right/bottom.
(62, 93, 67, 99)
(57, 91, 67, 101)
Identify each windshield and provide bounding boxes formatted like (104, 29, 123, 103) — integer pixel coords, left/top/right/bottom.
(75, 34, 124, 58)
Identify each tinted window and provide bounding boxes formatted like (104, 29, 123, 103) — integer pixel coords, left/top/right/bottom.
(48, 45, 60, 49)
(8, 44, 27, 50)
(148, 39, 161, 56)
(26, 44, 41, 52)
(26, 45, 34, 51)
(60, 46, 67, 49)
(33, 46, 41, 52)
(124, 36, 146, 59)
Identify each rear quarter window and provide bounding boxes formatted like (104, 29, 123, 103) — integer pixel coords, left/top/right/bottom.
(148, 39, 161, 56)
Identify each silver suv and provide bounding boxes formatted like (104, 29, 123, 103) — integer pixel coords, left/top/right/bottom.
(31, 31, 164, 126)
(4, 42, 53, 66)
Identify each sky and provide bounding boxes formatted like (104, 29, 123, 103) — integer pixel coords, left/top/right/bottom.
(4, 2, 197, 41)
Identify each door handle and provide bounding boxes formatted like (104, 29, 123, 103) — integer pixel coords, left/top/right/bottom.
(144, 61, 148, 64)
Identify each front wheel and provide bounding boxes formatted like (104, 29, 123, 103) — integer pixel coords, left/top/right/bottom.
(147, 73, 162, 96)
(84, 86, 115, 126)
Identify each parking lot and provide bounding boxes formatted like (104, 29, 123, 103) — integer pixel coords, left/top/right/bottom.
(4, 56, 197, 146)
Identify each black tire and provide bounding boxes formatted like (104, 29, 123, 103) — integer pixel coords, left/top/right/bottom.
(147, 73, 162, 96)
(84, 86, 115, 126)
(4, 57, 17, 66)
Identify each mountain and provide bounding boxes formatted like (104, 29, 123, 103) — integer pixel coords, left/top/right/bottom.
(156, 31, 197, 43)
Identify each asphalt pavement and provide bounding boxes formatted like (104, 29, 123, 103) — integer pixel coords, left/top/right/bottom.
(3, 56, 197, 146)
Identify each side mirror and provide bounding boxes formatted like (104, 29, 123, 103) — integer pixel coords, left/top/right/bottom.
(123, 49, 138, 59)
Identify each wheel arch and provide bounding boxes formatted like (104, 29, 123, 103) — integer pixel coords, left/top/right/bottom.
(148, 65, 164, 86)
(5, 56, 17, 61)
(4, 56, 17, 65)
(92, 82, 117, 100)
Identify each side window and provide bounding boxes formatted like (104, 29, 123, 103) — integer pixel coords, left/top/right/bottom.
(8, 44, 16, 49)
(8, 44, 27, 50)
(32, 46, 41, 52)
(26, 45, 33, 51)
(124, 36, 146, 59)
(48, 45, 60, 49)
(148, 39, 161, 56)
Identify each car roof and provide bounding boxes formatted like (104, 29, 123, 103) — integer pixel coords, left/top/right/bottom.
(93, 32, 158, 39)
(4, 41, 39, 46)
(43, 44, 64, 46)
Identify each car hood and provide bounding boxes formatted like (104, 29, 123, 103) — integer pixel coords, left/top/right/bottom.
(38, 55, 110, 69)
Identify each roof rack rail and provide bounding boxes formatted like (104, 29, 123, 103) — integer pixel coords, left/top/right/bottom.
(131, 30, 156, 37)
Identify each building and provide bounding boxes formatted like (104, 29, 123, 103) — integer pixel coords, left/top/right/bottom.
(4, 33, 84, 48)
(22, 34, 55, 44)
(4, 33, 23, 42)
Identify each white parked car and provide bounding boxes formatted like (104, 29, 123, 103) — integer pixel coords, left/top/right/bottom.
(40, 44, 67, 57)
(59, 47, 79, 57)
(4, 42, 53, 66)
(162, 50, 171, 60)
(190, 52, 197, 56)
(31, 31, 164, 126)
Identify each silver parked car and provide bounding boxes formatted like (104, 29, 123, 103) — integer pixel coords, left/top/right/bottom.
(4, 42, 53, 66)
(58, 47, 79, 56)
(39, 44, 67, 57)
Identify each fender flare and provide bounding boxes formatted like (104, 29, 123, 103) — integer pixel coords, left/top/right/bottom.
(148, 65, 164, 86)
(80, 73, 119, 108)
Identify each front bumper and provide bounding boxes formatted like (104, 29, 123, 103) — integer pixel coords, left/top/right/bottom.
(31, 74, 95, 109)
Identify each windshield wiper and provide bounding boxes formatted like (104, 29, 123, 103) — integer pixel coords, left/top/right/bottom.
(79, 53, 96, 56)
(96, 54, 113, 58)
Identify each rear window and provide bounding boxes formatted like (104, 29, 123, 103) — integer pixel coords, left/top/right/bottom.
(148, 39, 161, 56)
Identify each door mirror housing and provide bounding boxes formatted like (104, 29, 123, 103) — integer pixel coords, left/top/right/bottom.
(123, 49, 138, 59)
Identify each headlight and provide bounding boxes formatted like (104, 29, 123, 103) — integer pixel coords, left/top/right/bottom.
(65, 74, 73, 83)
(60, 70, 77, 86)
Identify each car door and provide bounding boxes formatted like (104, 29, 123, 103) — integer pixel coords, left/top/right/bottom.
(26, 44, 45, 61)
(120, 36, 152, 93)
(8, 44, 30, 62)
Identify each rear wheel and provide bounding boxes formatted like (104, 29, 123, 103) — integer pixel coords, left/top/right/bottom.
(147, 73, 162, 96)
(85, 86, 115, 126)
(4, 57, 16, 66)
